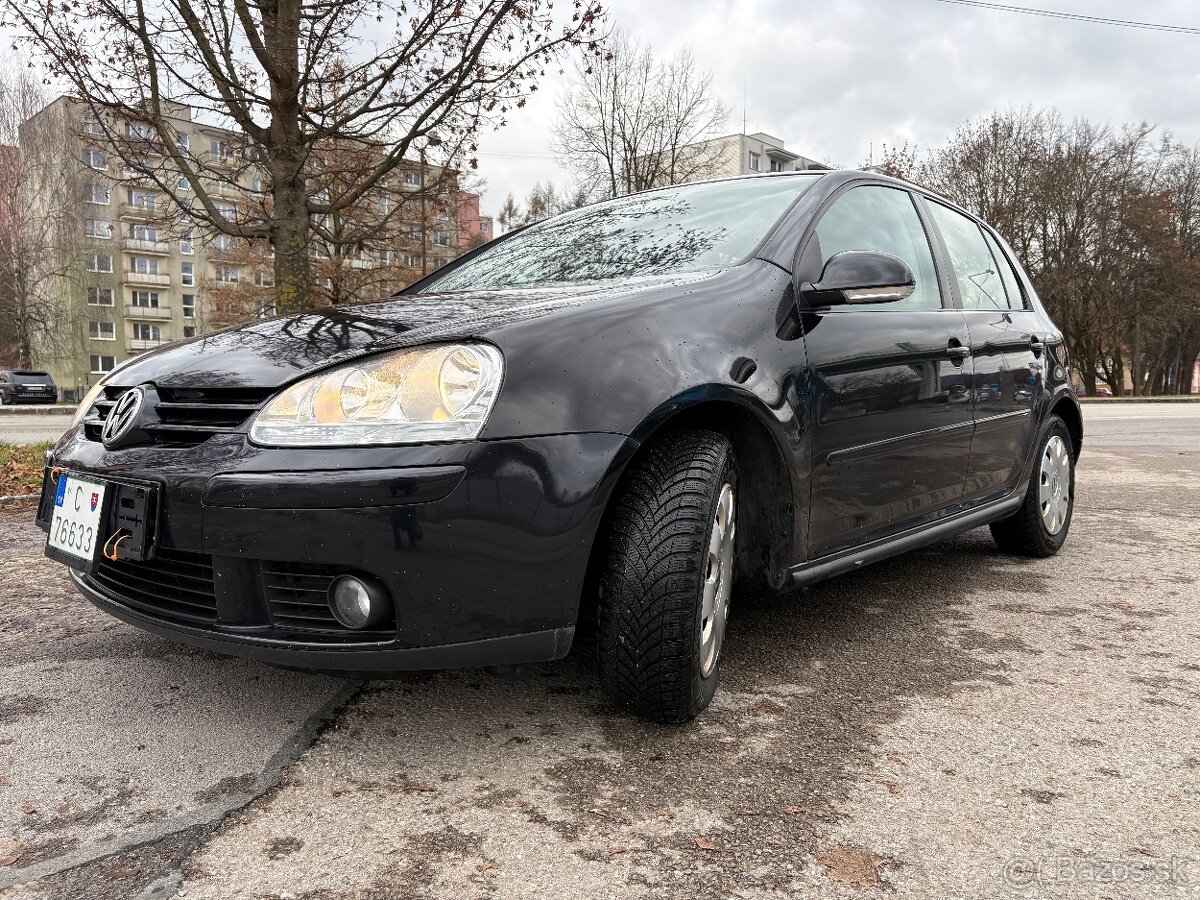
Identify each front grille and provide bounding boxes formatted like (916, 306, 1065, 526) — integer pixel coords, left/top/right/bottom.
(84, 385, 272, 447)
(262, 562, 394, 636)
(84, 546, 217, 623)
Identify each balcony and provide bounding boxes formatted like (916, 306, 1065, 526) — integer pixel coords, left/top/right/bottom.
(123, 271, 171, 287)
(125, 304, 171, 320)
(128, 337, 169, 351)
(121, 238, 171, 255)
(120, 202, 158, 220)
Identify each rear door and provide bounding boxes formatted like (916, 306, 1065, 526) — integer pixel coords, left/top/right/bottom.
(800, 184, 974, 558)
(924, 201, 1041, 498)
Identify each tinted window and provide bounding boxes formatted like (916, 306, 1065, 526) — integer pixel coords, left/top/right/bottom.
(982, 229, 1025, 309)
(810, 186, 941, 310)
(12, 372, 53, 385)
(421, 176, 821, 292)
(928, 203, 1009, 310)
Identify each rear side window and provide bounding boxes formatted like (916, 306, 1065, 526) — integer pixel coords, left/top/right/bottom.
(928, 202, 1011, 310)
(809, 186, 942, 310)
(982, 229, 1026, 309)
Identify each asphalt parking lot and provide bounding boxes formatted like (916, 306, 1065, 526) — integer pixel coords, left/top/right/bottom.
(1, 404, 1197, 899)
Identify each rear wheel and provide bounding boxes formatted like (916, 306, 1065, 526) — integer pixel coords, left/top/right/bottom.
(990, 416, 1075, 557)
(597, 429, 737, 723)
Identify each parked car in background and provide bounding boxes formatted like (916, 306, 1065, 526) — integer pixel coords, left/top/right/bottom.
(38, 171, 1081, 723)
(0, 370, 59, 404)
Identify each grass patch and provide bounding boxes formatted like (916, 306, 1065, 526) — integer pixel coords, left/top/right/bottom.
(0, 442, 51, 497)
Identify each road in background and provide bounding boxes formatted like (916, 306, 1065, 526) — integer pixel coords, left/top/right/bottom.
(1080, 402, 1200, 453)
(0, 415, 71, 447)
(0, 401, 1196, 450)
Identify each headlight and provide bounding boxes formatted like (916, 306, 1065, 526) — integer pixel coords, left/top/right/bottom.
(249, 343, 504, 447)
(71, 378, 108, 429)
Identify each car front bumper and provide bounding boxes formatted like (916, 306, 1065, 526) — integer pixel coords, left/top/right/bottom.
(47, 429, 637, 673)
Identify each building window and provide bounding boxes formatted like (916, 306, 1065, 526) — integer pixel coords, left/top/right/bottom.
(377, 195, 391, 215)
(130, 290, 160, 307)
(130, 224, 157, 241)
(174, 132, 189, 155)
(86, 252, 113, 273)
(214, 265, 240, 283)
(125, 122, 154, 139)
(90, 354, 116, 374)
(89, 321, 115, 341)
(84, 219, 112, 239)
(748, 151, 761, 172)
(433, 231, 450, 247)
(127, 189, 156, 210)
(87, 287, 114, 306)
(183, 325, 196, 338)
(82, 119, 104, 135)
(181, 262, 195, 286)
(251, 177, 265, 193)
(254, 270, 274, 287)
(402, 253, 421, 267)
(480, 221, 490, 233)
(132, 323, 161, 342)
(130, 256, 159, 275)
(177, 174, 192, 192)
(180, 230, 194, 254)
(86, 184, 110, 205)
(404, 171, 421, 187)
(83, 148, 108, 170)
(770, 160, 782, 172)
(212, 233, 235, 251)
(377, 249, 393, 265)
(182, 294, 195, 318)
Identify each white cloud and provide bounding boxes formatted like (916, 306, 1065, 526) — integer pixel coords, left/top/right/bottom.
(474, 0, 1200, 213)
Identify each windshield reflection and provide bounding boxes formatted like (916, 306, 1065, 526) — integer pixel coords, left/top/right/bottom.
(422, 175, 820, 292)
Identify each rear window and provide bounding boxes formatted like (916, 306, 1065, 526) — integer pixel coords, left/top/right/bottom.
(13, 371, 54, 384)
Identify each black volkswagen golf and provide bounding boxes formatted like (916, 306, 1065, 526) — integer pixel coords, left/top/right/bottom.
(40, 171, 1081, 722)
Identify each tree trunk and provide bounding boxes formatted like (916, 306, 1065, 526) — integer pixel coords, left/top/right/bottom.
(272, 178, 310, 314)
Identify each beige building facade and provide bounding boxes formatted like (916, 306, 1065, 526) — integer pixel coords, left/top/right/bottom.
(18, 97, 465, 400)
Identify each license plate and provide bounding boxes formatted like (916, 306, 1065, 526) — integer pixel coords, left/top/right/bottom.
(46, 473, 109, 569)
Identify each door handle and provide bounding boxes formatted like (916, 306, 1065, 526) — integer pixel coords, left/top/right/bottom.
(946, 343, 971, 365)
(1030, 336, 1045, 356)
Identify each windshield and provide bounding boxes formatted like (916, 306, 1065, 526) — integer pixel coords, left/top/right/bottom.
(421, 175, 821, 292)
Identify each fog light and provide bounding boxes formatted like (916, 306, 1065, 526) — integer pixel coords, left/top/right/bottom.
(328, 575, 392, 630)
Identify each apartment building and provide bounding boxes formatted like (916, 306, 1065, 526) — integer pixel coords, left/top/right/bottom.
(17, 97, 475, 400)
(455, 191, 494, 252)
(687, 132, 831, 180)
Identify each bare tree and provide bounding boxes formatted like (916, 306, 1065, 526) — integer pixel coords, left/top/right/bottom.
(554, 29, 727, 198)
(495, 180, 590, 231)
(1, 0, 603, 312)
(907, 108, 1200, 396)
(0, 70, 90, 371)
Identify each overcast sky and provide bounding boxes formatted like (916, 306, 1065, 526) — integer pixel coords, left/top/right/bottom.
(473, 0, 1200, 215)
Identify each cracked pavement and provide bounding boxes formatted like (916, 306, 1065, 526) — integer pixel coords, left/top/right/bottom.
(1, 403, 1197, 899)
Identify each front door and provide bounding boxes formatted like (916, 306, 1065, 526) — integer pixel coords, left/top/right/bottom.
(924, 202, 1042, 498)
(801, 185, 974, 558)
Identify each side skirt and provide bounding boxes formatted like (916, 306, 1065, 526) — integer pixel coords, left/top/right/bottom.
(789, 491, 1024, 589)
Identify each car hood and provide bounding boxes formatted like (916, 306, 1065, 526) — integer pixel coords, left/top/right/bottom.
(107, 271, 718, 390)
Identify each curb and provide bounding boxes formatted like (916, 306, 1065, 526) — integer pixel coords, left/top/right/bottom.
(0, 406, 76, 416)
(0, 495, 38, 505)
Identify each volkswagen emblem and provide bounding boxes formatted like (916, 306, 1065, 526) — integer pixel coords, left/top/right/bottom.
(101, 387, 146, 448)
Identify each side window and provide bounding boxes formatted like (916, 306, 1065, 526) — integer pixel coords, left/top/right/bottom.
(928, 203, 1009, 310)
(810, 186, 941, 310)
(982, 229, 1025, 309)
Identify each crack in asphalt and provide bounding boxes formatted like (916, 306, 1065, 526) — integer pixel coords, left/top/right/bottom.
(0, 680, 363, 893)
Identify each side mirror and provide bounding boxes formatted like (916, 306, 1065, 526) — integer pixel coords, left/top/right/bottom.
(800, 250, 916, 306)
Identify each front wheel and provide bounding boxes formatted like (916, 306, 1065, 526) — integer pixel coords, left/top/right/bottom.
(990, 415, 1075, 557)
(597, 429, 737, 723)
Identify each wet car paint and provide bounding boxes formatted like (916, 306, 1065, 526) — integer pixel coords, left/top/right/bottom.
(45, 170, 1081, 672)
